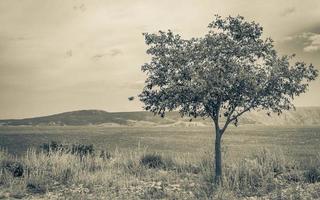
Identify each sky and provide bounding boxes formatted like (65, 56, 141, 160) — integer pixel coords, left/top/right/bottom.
(0, 0, 320, 119)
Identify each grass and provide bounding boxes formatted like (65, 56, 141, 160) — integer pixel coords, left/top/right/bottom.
(0, 125, 320, 199)
(0, 125, 320, 160)
(0, 146, 320, 199)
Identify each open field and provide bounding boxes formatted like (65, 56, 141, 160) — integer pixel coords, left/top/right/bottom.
(0, 125, 319, 160)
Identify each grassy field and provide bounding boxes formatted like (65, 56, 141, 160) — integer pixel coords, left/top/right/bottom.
(0, 125, 320, 199)
(0, 125, 319, 160)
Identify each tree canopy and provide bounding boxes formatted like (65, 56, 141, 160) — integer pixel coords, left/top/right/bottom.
(139, 15, 318, 129)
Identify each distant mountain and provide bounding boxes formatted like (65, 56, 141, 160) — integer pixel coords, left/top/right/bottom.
(241, 107, 320, 126)
(0, 107, 319, 126)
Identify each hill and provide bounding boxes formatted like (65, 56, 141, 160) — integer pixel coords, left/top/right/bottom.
(0, 110, 180, 126)
(0, 107, 319, 126)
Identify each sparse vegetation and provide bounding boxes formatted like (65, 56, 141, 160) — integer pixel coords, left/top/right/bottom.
(1, 160, 24, 177)
(0, 126, 319, 199)
(40, 141, 66, 153)
(140, 153, 165, 168)
(0, 146, 320, 199)
(305, 167, 320, 183)
(304, 157, 320, 184)
(40, 141, 95, 159)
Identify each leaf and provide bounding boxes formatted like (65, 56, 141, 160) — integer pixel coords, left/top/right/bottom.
(138, 15, 318, 128)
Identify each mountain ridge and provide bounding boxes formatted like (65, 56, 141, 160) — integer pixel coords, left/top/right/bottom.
(0, 107, 319, 126)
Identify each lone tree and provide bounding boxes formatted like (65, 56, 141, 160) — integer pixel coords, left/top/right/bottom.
(138, 15, 318, 184)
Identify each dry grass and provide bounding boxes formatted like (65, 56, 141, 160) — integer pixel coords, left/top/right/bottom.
(0, 146, 320, 199)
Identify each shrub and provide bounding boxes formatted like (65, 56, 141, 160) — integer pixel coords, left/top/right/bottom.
(40, 141, 67, 153)
(302, 155, 320, 183)
(140, 153, 165, 169)
(71, 144, 95, 158)
(40, 141, 95, 159)
(305, 167, 320, 183)
(1, 160, 24, 177)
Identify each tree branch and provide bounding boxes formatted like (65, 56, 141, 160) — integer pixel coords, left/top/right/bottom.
(230, 106, 252, 122)
(220, 105, 237, 134)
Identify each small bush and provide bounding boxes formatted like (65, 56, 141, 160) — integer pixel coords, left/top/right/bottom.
(40, 141, 95, 159)
(1, 160, 24, 177)
(305, 167, 320, 183)
(140, 153, 165, 169)
(40, 141, 65, 153)
(71, 144, 95, 158)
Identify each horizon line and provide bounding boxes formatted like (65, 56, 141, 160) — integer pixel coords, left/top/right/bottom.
(1, 106, 320, 121)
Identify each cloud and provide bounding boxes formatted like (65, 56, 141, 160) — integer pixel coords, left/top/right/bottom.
(282, 35, 294, 42)
(280, 7, 296, 17)
(282, 32, 320, 53)
(92, 53, 106, 60)
(92, 48, 123, 60)
(303, 34, 320, 52)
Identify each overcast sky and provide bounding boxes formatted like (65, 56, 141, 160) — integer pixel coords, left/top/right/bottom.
(0, 0, 320, 119)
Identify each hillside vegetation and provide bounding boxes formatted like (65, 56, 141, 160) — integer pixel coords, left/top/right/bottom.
(1, 107, 320, 126)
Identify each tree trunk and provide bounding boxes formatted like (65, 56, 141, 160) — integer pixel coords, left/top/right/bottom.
(214, 127, 222, 185)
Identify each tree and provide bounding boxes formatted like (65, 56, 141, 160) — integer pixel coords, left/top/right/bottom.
(138, 15, 318, 184)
